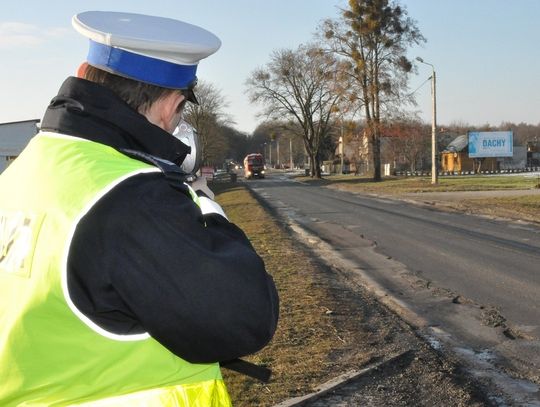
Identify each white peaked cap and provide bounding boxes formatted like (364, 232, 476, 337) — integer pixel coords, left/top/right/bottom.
(72, 11, 221, 90)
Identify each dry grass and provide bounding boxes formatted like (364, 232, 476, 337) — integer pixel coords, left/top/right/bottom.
(298, 174, 538, 194)
(213, 184, 361, 405)
(444, 195, 540, 224)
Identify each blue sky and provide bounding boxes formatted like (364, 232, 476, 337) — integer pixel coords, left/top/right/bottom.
(1, 0, 539, 133)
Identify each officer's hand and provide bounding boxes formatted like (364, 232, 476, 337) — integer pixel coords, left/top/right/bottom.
(190, 177, 215, 200)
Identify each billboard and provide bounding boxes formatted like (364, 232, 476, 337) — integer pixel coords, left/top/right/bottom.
(468, 131, 513, 158)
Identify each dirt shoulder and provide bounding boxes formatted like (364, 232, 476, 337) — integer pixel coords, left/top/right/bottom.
(213, 183, 496, 407)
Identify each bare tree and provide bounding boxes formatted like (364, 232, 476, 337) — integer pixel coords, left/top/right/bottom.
(251, 120, 307, 168)
(246, 44, 347, 178)
(322, 0, 425, 181)
(183, 81, 231, 166)
(500, 121, 539, 147)
(382, 119, 430, 172)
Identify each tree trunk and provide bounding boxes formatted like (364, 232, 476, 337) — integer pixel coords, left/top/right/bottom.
(372, 133, 381, 181)
(371, 120, 382, 181)
(314, 154, 322, 178)
(307, 150, 317, 177)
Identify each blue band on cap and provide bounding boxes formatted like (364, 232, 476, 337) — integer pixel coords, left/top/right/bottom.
(87, 40, 197, 89)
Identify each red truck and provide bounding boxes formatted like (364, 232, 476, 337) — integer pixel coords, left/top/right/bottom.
(243, 153, 265, 179)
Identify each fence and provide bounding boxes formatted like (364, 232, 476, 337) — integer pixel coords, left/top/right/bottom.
(394, 167, 540, 177)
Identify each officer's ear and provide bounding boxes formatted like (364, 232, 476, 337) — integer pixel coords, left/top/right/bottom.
(144, 91, 185, 133)
(76, 62, 89, 78)
(161, 92, 184, 120)
(159, 91, 185, 133)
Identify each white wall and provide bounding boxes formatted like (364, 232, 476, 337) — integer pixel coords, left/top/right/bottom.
(0, 120, 39, 172)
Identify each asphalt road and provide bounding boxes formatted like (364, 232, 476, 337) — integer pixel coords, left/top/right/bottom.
(244, 172, 540, 402)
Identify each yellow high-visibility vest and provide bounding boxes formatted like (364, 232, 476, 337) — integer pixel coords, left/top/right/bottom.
(0, 132, 231, 406)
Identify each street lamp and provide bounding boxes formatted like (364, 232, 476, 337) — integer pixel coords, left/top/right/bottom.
(416, 57, 438, 184)
(261, 143, 266, 163)
(338, 136, 344, 174)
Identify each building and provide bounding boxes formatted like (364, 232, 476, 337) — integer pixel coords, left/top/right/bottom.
(499, 146, 527, 170)
(441, 134, 497, 173)
(527, 140, 540, 167)
(332, 130, 372, 175)
(0, 119, 39, 173)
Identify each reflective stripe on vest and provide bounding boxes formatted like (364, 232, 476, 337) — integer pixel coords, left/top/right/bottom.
(0, 132, 231, 406)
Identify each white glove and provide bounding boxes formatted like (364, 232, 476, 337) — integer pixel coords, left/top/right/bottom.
(190, 177, 215, 200)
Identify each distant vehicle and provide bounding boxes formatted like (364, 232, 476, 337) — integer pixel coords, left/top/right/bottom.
(225, 160, 241, 173)
(243, 153, 265, 179)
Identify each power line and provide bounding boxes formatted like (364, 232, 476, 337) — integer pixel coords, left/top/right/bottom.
(407, 76, 432, 97)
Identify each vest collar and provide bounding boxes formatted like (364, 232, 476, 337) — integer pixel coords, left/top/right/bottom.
(40, 77, 190, 165)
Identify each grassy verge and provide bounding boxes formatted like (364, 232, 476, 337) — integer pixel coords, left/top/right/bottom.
(212, 183, 356, 405)
(438, 195, 540, 224)
(296, 174, 540, 194)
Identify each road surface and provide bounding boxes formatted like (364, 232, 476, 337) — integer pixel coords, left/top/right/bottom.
(243, 172, 540, 405)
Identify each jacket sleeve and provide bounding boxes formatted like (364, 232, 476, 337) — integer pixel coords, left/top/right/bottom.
(67, 173, 279, 363)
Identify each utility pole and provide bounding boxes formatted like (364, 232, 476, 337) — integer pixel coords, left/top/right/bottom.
(416, 57, 438, 184)
(269, 142, 272, 167)
(340, 120, 344, 174)
(276, 138, 280, 168)
(431, 69, 438, 184)
(289, 138, 293, 169)
(339, 136, 344, 174)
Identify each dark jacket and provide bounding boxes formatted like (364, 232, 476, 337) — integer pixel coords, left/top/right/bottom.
(40, 77, 279, 364)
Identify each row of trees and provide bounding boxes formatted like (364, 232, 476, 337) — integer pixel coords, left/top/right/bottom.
(183, 81, 251, 166)
(184, 1, 539, 176)
(184, 77, 540, 173)
(248, 118, 540, 174)
(246, 0, 425, 179)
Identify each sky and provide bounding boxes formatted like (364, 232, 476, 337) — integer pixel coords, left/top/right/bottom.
(1, 0, 539, 134)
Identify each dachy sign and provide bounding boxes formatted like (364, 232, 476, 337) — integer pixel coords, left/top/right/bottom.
(468, 131, 513, 158)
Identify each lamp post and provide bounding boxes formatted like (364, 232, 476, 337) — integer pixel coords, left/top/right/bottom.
(416, 57, 438, 184)
(289, 138, 294, 170)
(276, 138, 280, 168)
(261, 143, 267, 164)
(338, 136, 344, 174)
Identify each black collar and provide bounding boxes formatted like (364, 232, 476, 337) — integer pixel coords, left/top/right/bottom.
(40, 77, 189, 165)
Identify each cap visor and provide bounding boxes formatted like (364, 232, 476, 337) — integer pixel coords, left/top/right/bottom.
(186, 89, 198, 105)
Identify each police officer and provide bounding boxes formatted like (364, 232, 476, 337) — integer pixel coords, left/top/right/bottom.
(0, 11, 278, 406)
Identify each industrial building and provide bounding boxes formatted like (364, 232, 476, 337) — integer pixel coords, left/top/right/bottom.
(0, 119, 39, 173)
